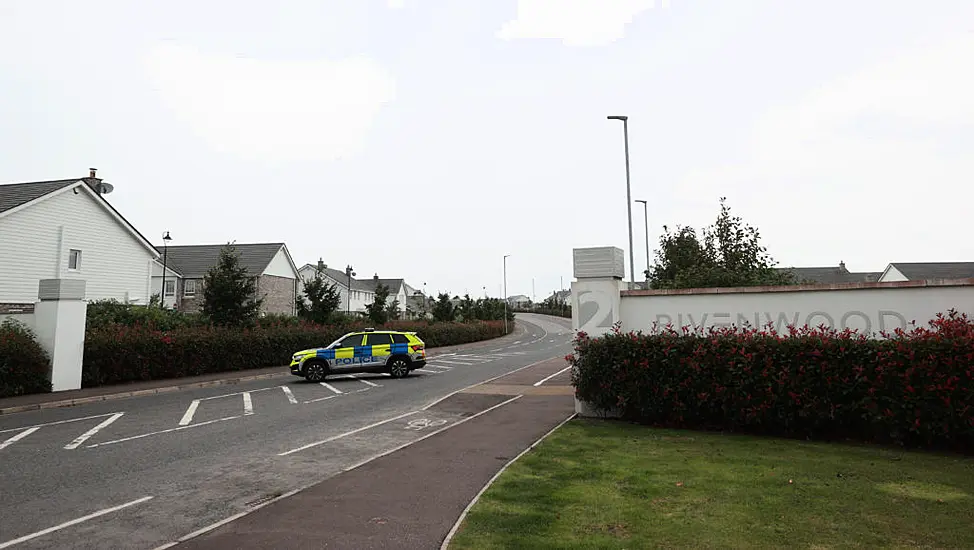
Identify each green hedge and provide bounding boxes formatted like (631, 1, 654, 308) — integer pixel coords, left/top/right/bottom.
(569, 310, 974, 452)
(0, 319, 52, 398)
(82, 319, 511, 387)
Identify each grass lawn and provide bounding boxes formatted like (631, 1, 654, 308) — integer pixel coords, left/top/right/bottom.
(448, 418, 974, 549)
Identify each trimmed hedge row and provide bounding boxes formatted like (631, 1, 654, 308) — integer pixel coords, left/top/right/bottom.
(82, 319, 511, 387)
(0, 320, 52, 398)
(569, 310, 974, 451)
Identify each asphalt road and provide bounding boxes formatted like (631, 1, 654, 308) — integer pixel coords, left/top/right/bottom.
(0, 313, 574, 550)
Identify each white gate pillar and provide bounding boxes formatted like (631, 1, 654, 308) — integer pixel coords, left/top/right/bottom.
(33, 279, 88, 392)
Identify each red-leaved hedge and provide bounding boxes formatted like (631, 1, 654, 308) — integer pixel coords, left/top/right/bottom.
(0, 319, 52, 398)
(569, 309, 974, 451)
(82, 319, 511, 387)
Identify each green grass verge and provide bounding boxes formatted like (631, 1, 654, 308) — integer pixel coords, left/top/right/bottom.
(448, 418, 974, 549)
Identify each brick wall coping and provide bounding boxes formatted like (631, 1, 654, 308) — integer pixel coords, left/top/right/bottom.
(622, 278, 974, 297)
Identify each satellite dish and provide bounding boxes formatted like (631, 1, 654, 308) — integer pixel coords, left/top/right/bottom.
(97, 181, 114, 195)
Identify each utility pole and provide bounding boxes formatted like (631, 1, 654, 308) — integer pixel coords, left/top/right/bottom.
(503, 254, 510, 334)
(607, 115, 636, 289)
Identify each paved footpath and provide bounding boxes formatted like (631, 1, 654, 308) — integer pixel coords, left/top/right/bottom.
(174, 357, 576, 550)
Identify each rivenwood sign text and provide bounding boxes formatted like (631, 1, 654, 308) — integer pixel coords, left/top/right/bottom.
(652, 310, 910, 334)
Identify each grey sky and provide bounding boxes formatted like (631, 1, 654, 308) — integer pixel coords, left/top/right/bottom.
(2, 0, 972, 300)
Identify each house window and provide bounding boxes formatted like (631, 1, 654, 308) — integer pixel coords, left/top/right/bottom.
(184, 279, 197, 297)
(68, 249, 82, 271)
(164, 280, 176, 297)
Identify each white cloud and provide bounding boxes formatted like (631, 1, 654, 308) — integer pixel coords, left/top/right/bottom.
(496, 0, 669, 46)
(387, 0, 405, 8)
(143, 43, 396, 162)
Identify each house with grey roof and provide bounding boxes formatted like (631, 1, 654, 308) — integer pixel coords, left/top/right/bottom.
(879, 262, 974, 282)
(0, 170, 165, 307)
(157, 242, 301, 316)
(297, 260, 418, 318)
(775, 261, 882, 284)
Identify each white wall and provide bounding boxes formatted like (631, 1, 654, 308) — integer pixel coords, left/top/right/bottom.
(879, 265, 909, 282)
(619, 282, 974, 338)
(264, 247, 296, 278)
(0, 186, 156, 304)
(0, 312, 35, 329)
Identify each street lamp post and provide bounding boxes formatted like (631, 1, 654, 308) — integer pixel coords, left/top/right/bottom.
(607, 115, 636, 289)
(635, 199, 650, 282)
(345, 265, 355, 315)
(503, 254, 510, 334)
(160, 231, 172, 309)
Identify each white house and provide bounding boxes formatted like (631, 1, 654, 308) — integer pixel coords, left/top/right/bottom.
(297, 261, 416, 317)
(0, 170, 162, 306)
(879, 262, 974, 282)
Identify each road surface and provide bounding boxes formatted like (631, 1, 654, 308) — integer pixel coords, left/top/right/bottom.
(0, 313, 573, 550)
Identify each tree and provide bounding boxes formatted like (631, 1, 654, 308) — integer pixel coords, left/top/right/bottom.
(366, 283, 390, 324)
(432, 292, 455, 322)
(295, 270, 342, 324)
(458, 294, 476, 321)
(647, 197, 795, 290)
(386, 298, 401, 321)
(201, 243, 262, 326)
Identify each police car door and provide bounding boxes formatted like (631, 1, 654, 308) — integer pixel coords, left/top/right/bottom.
(332, 333, 366, 373)
(365, 333, 393, 371)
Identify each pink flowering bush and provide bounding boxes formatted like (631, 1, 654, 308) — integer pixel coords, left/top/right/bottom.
(569, 309, 974, 451)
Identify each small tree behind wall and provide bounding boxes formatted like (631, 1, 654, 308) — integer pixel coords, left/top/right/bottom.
(201, 243, 263, 326)
(366, 283, 391, 325)
(296, 270, 342, 324)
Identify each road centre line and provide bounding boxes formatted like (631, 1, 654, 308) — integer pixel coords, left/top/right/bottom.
(64, 412, 124, 450)
(0, 412, 120, 435)
(0, 427, 40, 451)
(533, 366, 573, 387)
(0, 495, 154, 550)
(242, 392, 254, 415)
(422, 355, 559, 411)
(281, 386, 298, 404)
(87, 416, 242, 448)
(179, 400, 200, 426)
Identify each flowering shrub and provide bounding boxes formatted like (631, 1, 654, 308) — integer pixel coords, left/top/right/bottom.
(82, 318, 511, 387)
(0, 319, 52, 398)
(569, 309, 974, 451)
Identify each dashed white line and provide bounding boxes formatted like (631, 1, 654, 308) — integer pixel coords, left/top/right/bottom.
(424, 365, 453, 371)
(64, 413, 124, 450)
(199, 386, 276, 401)
(0, 427, 40, 451)
(281, 386, 298, 404)
(304, 394, 338, 404)
(320, 382, 343, 394)
(414, 369, 441, 374)
(0, 495, 155, 549)
(279, 410, 420, 456)
(533, 366, 572, 387)
(179, 400, 200, 426)
(346, 376, 380, 388)
(0, 412, 120, 435)
(87, 416, 242, 448)
(242, 392, 254, 415)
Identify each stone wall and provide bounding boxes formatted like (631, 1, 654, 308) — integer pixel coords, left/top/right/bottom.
(258, 274, 296, 316)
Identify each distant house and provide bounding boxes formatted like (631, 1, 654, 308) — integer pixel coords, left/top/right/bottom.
(507, 294, 531, 308)
(368, 275, 409, 315)
(155, 242, 300, 316)
(879, 262, 974, 282)
(775, 262, 882, 284)
(297, 262, 375, 315)
(545, 290, 571, 305)
(0, 170, 163, 306)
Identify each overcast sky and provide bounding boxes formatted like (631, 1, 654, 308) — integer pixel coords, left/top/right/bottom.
(2, 0, 972, 300)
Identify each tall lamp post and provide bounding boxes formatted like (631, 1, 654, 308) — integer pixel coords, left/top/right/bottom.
(160, 231, 172, 309)
(635, 199, 650, 283)
(345, 265, 355, 315)
(503, 254, 510, 334)
(607, 115, 636, 289)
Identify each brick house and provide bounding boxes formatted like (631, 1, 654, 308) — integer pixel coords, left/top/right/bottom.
(152, 242, 301, 316)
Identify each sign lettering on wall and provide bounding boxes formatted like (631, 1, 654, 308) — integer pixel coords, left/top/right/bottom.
(0, 303, 35, 314)
(651, 310, 909, 333)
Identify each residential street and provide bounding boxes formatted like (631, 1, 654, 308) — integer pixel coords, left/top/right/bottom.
(0, 314, 575, 550)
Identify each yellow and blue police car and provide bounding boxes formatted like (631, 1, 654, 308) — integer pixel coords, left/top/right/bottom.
(289, 328, 427, 382)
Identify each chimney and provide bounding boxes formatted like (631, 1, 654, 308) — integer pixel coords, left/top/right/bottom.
(373, 273, 379, 281)
(839, 261, 846, 271)
(89, 167, 97, 178)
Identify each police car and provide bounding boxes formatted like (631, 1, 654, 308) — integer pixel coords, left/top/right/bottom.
(289, 328, 427, 382)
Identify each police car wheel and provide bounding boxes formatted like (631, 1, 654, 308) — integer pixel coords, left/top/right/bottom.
(389, 358, 410, 378)
(304, 361, 328, 382)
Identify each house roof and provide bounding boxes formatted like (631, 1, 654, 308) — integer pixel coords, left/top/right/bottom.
(775, 266, 860, 284)
(299, 264, 375, 292)
(368, 278, 405, 293)
(159, 243, 287, 279)
(0, 176, 160, 257)
(888, 262, 974, 280)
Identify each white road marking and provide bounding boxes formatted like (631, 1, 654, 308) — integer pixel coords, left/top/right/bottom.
(281, 386, 298, 404)
(64, 413, 124, 450)
(87, 416, 241, 448)
(0, 495, 155, 549)
(512, 341, 522, 345)
(242, 392, 254, 415)
(0, 412, 120, 435)
(304, 394, 338, 404)
(344, 375, 380, 387)
(422, 356, 558, 411)
(279, 410, 420, 456)
(414, 369, 441, 374)
(320, 382, 342, 394)
(179, 400, 200, 426)
(533, 366, 573, 387)
(199, 386, 277, 401)
(424, 365, 452, 371)
(0, 427, 40, 451)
